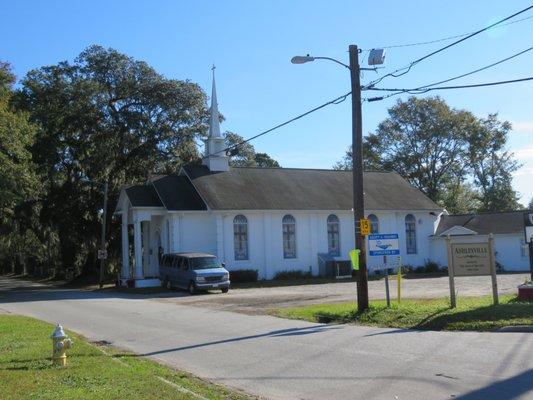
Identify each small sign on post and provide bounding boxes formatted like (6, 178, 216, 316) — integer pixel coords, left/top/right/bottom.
(368, 234, 400, 256)
(359, 219, 371, 236)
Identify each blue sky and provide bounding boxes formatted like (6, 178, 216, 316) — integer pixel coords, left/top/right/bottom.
(2, 1, 532, 206)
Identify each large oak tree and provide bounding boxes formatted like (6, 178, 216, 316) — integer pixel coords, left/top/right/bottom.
(16, 45, 209, 276)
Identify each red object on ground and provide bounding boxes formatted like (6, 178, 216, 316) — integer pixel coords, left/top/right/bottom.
(517, 285, 533, 301)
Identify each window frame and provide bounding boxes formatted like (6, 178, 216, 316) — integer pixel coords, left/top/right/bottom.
(368, 214, 379, 234)
(327, 214, 340, 256)
(282, 214, 297, 259)
(233, 215, 249, 261)
(405, 214, 417, 254)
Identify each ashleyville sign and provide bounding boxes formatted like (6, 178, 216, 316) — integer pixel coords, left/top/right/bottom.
(446, 235, 498, 308)
(450, 243, 490, 277)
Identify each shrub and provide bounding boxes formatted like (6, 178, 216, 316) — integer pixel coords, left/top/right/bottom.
(274, 270, 312, 280)
(424, 260, 441, 273)
(229, 269, 258, 283)
(400, 264, 414, 274)
(414, 266, 426, 274)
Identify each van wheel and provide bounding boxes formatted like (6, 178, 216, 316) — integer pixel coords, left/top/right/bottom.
(221, 287, 229, 294)
(188, 282, 197, 295)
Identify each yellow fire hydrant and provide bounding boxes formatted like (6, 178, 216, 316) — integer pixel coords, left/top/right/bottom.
(51, 324, 73, 366)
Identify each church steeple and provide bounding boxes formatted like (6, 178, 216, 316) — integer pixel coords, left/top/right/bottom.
(202, 65, 229, 172)
(208, 65, 221, 138)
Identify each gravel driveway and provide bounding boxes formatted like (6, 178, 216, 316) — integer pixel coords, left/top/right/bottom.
(156, 273, 530, 314)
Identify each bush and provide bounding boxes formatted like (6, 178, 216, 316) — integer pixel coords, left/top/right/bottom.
(424, 260, 441, 273)
(414, 266, 426, 274)
(229, 269, 258, 283)
(400, 264, 414, 274)
(274, 270, 312, 280)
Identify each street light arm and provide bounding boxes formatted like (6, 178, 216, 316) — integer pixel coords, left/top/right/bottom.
(313, 56, 350, 70)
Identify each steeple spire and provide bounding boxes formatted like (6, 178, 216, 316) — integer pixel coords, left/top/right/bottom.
(202, 65, 229, 172)
(209, 64, 221, 138)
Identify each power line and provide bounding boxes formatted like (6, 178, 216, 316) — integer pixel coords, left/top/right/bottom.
(361, 15, 533, 51)
(204, 92, 351, 158)
(365, 45, 533, 94)
(363, 5, 533, 89)
(364, 77, 533, 102)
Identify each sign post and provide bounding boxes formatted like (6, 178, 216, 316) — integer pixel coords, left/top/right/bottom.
(488, 234, 499, 305)
(445, 235, 456, 308)
(524, 211, 533, 280)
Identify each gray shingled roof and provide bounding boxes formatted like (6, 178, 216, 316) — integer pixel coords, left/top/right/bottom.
(151, 175, 207, 211)
(435, 211, 526, 235)
(125, 185, 163, 208)
(182, 165, 441, 211)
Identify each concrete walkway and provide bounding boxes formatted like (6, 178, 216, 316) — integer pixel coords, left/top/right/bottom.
(1, 276, 532, 400)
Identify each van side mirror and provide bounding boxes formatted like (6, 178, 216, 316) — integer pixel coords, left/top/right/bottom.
(221, 262, 226, 268)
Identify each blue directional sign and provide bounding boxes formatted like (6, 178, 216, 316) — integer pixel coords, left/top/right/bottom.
(368, 234, 400, 256)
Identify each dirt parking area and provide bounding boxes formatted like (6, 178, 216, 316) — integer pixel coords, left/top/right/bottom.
(155, 273, 530, 315)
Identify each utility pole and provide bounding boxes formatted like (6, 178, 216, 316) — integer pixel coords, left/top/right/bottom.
(349, 45, 369, 311)
(99, 181, 108, 289)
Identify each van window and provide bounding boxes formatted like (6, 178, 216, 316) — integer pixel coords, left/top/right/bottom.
(171, 256, 180, 269)
(179, 258, 189, 271)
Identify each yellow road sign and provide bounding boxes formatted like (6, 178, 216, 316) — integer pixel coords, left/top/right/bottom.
(359, 218, 371, 236)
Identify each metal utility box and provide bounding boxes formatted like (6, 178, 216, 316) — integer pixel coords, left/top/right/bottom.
(368, 49, 386, 66)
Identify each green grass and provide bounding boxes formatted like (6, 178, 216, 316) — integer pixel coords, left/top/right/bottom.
(275, 295, 533, 331)
(0, 314, 253, 400)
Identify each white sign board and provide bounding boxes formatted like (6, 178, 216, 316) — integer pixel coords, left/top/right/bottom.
(450, 242, 491, 277)
(368, 234, 400, 256)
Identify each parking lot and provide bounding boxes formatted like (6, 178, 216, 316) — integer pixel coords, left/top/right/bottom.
(154, 273, 530, 314)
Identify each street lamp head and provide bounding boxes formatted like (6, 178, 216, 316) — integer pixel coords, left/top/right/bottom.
(291, 55, 315, 64)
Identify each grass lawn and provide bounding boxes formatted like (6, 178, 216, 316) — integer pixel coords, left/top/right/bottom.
(275, 295, 533, 331)
(0, 314, 253, 400)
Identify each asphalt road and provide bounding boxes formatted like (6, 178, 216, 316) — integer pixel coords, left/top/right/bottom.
(1, 276, 532, 400)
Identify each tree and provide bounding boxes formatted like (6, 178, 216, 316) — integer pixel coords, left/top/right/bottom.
(224, 132, 280, 167)
(334, 96, 521, 213)
(337, 97, 475, 205)
(0, 62, 41, 274)
(466, 114, 521, 212)
(254, 152, 280, 168)
(529, 197, 533, 210)
(16, 45, 209, 277)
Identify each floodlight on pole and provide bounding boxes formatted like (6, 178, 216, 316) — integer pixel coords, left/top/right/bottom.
(291, 55, 315, 64)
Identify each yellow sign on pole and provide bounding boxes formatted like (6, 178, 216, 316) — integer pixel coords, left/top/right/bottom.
(359, 218, 371, 236)
(349, 249, 360, 270)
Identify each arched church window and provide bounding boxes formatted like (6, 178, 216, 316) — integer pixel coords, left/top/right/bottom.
(233, 215, 249, 260)
(368, 214, 379, 234)
(327, 214, 340, 256)
(405, 214, 417, 254)
(282, 215, 296, 259)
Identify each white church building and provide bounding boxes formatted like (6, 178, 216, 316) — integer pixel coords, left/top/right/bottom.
(114, 73, 529, 287)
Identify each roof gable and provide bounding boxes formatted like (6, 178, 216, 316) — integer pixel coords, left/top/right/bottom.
(125, 185, 163, 208)
(435, 211, 525, 235)
(151, 175, 206, 211)
(439, 226, 478, 236)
